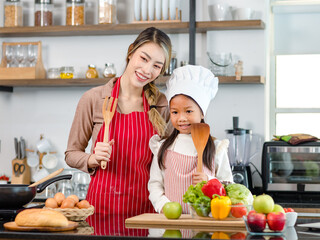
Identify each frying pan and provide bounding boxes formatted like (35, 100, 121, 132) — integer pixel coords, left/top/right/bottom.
(0, 174, 72, 209)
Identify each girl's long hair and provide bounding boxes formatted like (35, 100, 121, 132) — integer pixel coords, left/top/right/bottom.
(125, 27, 172, 136)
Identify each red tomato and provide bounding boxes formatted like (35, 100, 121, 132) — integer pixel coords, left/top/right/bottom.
(231, 203, 247, 218)
(286, 208, 294, 212)
(230, 232, 246, 239)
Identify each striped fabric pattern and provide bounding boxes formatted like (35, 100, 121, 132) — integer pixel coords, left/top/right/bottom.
(86, 78, 155, 236)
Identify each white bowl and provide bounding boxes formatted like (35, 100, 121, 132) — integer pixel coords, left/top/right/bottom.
(286, 212, 298, 227)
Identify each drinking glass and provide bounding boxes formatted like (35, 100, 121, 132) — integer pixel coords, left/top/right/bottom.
(5, 45, 15, 67)
(27, 44, 37, 67)
(16, 44, 28, 67)
(73, 171, 90, 199)
(57, 180, 74, 197)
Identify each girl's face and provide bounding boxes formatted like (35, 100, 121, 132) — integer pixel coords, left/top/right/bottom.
(170, 95, 204, 134)
(126, 42, 165, 88)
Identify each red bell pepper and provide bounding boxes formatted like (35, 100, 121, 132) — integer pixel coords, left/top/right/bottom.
(201, 178, 226, 199)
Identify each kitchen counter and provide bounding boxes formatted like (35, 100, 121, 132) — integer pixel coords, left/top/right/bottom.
(1, 216, 320, 239)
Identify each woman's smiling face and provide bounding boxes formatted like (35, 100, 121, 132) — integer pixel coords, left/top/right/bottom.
(126, 42, 165, 88)
(169, 94, 204, 134)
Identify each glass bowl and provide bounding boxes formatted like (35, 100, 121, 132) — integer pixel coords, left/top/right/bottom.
(188, 202, 252, 220)
(243, 215, 286, 235)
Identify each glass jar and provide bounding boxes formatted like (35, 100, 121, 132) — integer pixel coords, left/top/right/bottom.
(60, 66, 74, 79)
(86, 64, 99, 78)
(66, 0, 85, 26)
(103, 63, 116, 78)
(99, 0, 117, 24)
(4, 0, 23, 27)
(166, 50, 177, 75)
(34, 0, 53, 26)
(47, 68, 60, 79)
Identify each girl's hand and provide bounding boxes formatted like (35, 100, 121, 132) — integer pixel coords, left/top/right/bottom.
(192, 172, 208, 185)
(88, 139, 115, 168)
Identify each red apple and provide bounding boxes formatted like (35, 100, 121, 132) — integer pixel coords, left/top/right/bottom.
(247, 212, 266, 232)
(267, 212, 286, 231)
(231, 203, 247, 218)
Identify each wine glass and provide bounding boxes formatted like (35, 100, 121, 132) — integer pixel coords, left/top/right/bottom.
(5, 45, 15, 67)
(27, 44, 37, 67)
(16, 44, 28, 67)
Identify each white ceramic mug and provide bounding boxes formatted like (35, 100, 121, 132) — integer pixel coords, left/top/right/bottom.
(42, 153, 58, 169)
(27, 151, 39, 168)
(134, 0, 141, 21)
(36, 138, 51, 153)
(234, 8, 252, 20)
(208, 3, 230, 21)
(32, 167, 50, 182)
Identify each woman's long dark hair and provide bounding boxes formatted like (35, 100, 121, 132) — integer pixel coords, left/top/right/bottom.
(157, 119, 216, 171)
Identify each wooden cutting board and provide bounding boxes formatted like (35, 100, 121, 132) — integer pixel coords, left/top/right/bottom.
(125, 214, 245, 230)
(4, 221, 78, 232)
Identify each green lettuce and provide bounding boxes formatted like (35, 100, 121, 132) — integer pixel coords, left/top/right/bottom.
(183, 181, 206, 204)
(225, 183, 254, 205)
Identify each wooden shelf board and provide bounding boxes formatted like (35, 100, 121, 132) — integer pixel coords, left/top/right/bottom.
(0, 20, 265, 37)
(0, 78, 111, 87)
(218, 76, 265, 84)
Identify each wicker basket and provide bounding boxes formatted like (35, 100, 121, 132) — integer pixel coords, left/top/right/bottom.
(44, 205, 94, 222)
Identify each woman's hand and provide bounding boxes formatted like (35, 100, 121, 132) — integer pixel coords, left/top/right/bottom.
(192, 172, 208, 185)
(88, 139, 115, 168)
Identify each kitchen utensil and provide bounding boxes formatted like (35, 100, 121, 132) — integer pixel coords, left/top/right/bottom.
(14, 137, 18, 158)
(207, 52, 233, 76)
(234, 8, 252, 20)
(13, 162, 25, 177)
(27, 151, 39, 168)
(36, 137, 51, 153)
(42, 152, 58, 169)
(20, 137, 26, 159)
(29, 168, 64, 187)
(3, 221, 78, 232)
(101, 96, 118, 169)
(0, 174, 71, 209)
(208, 3, 231, 21)
(191, 123, 210, 172)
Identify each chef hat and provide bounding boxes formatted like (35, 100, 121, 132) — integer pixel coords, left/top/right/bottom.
(165, 65, 218, 116)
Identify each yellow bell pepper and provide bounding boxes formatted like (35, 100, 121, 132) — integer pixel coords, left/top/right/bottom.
(211, 194, 231, 220)
(211, 232, 230, 239)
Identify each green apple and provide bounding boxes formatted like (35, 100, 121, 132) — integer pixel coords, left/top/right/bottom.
(163, 202, 182, 219)
(253, 194, 274, 214)
(162, 229, 182, 238)
(272, 204, 285, 213)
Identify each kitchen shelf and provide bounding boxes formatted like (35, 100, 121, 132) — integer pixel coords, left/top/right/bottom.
(0, 75, 264, 89)
(0, 20, 265, 38)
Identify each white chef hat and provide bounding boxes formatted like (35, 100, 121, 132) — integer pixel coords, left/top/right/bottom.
(165, 65, 219, 116)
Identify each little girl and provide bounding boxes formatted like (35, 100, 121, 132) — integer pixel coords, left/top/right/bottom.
(148, 65, 233, 214)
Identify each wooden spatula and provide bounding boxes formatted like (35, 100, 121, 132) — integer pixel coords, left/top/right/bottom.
(191, 123, 210, 172)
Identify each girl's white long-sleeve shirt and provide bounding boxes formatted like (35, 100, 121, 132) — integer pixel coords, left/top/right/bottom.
(148, 133, 233, 213)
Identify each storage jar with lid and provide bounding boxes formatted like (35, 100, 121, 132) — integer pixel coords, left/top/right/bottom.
(103, 63, 116, 78)
(48, 68, 60, 79)
(86, 64, 99, 78)
(60, 66, 74, 79)
(66, 0, 85, 26)
(4, 0, 23, 27)
(99, 0, 117, 24)
(35, 0, 53, 26)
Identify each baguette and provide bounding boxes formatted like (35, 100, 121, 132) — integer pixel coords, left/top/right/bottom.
(15, 209, 69, 227)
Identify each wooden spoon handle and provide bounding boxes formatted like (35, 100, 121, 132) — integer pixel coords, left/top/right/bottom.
(29, 168, 64, 187)
(197, 153, 203, 172)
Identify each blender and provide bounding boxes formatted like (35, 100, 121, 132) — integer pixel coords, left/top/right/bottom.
(226, 116, 253, 189)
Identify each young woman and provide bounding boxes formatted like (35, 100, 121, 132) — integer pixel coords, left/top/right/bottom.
(148, 65, 233, 214)
(65, 27, 172, 235)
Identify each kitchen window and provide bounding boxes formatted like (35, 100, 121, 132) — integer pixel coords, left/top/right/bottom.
(270, 0, 320, 138)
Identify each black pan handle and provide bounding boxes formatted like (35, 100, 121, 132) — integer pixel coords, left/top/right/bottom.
(36, 174, 72, 193)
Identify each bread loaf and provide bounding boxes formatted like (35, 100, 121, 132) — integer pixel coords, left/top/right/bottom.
(15, 209, 69, 227)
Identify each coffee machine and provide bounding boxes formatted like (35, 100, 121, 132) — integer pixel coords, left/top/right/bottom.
(226, 117, 253, 189)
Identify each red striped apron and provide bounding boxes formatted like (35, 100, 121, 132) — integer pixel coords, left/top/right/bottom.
(164, 149, 215, 214)
(86, 77, 156, 236)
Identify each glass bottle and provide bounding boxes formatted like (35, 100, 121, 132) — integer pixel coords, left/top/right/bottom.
(99, 0, 117, 24)
(86, 64, 99, 78)
(60, 66, 74, 79)
(103, 63, 116, 78)
(167, 50, 177, 75)
(35, 0, 53, 26)
(66, 0, 85, 26)
(4, 0, 23, 27)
